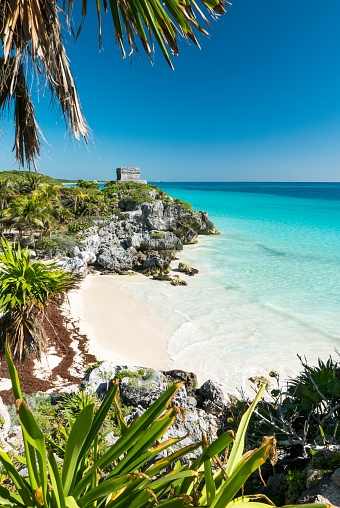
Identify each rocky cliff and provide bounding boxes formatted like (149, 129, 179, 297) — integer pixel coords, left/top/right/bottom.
(60, 197, 220, 278)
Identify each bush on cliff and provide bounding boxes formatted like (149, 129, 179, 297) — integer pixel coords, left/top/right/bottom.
(0, 344, 329, 508)
(119, 188, 155, 209)
(36, 234, 78, 257)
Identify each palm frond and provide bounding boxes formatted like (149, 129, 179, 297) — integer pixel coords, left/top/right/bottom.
(0, 0, 89, 170)
(68, 0, 231, 68)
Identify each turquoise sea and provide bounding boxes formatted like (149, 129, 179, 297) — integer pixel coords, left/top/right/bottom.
(124, 182, 340, 389)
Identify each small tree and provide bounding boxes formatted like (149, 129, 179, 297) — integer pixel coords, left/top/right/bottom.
(0, 238, 79, 362)
(4, 192, 50, 247)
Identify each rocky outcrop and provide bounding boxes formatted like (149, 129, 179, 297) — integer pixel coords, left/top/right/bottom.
(140, 202, 220, 237)
(80, 363, 225, 458)
(178, 262, 199, 276)
(60, 198, 219, 278)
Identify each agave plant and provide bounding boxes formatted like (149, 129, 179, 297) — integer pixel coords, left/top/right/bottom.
(0, 342, 330, 508)
(0, 239, 79, 361)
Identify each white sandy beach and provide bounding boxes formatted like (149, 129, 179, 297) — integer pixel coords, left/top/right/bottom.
(67, 273, 172, 370)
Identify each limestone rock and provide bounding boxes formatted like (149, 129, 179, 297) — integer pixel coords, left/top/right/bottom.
(332, 468, 340, 489)
(142, 251, 171, 270)
(82, 362, 117, 398)
(140, 202, 219, 236)
(199, 379, 230, 414)
(172, 385, 188, 410)
(171, 278, 187, 286)
(178, 262, 199, 276)
(163, 370, 198, 392)
(172, 225, 198, 245)
(0, 396, 10, 441)
(119, 369, 169, 408)
(96, 245, 136, 272)
(126, 231, 182, 252)
(299, 473, 340, 507)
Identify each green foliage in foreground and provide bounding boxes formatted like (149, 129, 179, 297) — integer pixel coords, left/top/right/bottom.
(0, 239, 79, 361)
(0, 343, 329, 508)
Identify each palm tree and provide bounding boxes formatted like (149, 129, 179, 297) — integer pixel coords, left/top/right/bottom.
(0, 238, 79, 362)
(4, 191, 50, 248)
(0, 178, 15, 210)
(0, 0, 229, 169)
(16, 172, 45, 194)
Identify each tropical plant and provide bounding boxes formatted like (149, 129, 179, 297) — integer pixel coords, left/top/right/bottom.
(77, 180, 100, 191)
(0, 346, 329, 508)
(0, 0, 230, 169)
(0, 178, 15, 210)
(16, 173, 45, 194)
(4, 192, 50, 246)
(0, 239, 79, 361)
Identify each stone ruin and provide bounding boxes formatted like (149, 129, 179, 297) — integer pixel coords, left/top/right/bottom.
(114, 167, 147, 184)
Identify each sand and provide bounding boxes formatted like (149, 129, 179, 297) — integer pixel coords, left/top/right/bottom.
(67, 274, 171, 370)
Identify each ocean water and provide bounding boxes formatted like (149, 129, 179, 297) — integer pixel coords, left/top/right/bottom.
(116, 182, 340, 391)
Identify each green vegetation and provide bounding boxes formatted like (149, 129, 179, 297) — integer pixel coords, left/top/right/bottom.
(36, 234, 77, 257)
(119, 189, 155, 208)
(285, 470, 307, 499)
(0, 239, 78, 362)
(226, 354, 340, 455)
(174, 198, 194, 211)
(76, 179, 99, 191)
(151, 232, 164, 239)
(0, 172, 195, 257)
(113, 368, 154, 381)
(0, 346, 328, 508)
(0, 171, 61, 185)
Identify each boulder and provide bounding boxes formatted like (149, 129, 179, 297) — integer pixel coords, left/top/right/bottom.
(171, 278, 187, 287)
(163, 370, 198, 392)
(162, 408, 219, 459)
(126, 231, 182, 252)
(143, 251, 170, 269)
(119, 369, 169, 408)
(96, 245, 136, 272)
(199, 379, 230, 414)
(178, 263, 199, 276)
(81, 362, 117, 398)
(299, 472, 340, 507)
(60, 256, 87, 277)
(0, 396, 10, 441)
(172, 225, 198, 245)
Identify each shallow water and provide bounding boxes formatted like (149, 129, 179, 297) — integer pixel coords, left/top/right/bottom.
(116, 182, 340, 391)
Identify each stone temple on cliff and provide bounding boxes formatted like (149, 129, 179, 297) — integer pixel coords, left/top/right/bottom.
(114, 167, 147, 184)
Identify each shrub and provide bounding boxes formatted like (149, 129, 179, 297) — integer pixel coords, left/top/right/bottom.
(59, 390, 99, 420)
(174, 198, 194, 210)
(36, 234, 77, 257)
(120, 189, 154, 209)
(68, 218, 93, 233)
(77, 179, 100, 191)
(8, 392, 55, 433)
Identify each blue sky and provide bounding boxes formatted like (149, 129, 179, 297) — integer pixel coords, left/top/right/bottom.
(1, 0, 340, 181)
